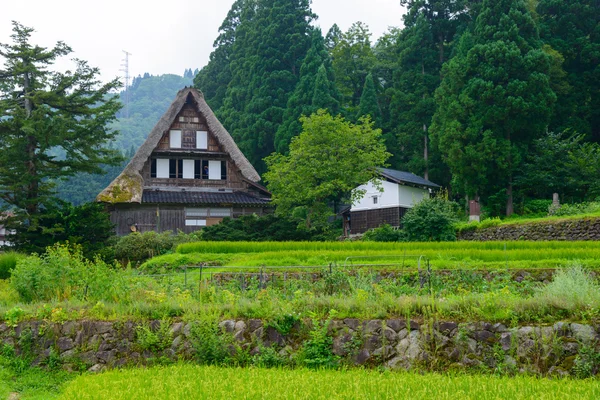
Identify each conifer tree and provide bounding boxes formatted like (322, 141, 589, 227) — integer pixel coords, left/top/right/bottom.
(356, 72, 380, 124)
(311, 64, 339, 112)
(274, 29, 338, 153)
(431, 0, 555, 215)
(219, 0, 315, 172)
(0, 22, 121, 216)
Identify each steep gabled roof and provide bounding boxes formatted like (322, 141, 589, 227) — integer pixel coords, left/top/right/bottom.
(97, 88, 260, 204)
(379, 168, 440, 189)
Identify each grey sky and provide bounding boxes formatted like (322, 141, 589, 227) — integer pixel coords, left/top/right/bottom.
(2, 1, 405, 84)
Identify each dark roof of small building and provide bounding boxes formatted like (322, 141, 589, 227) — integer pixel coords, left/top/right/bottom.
(378, 168, 440, 188)
(141, 189, 271, 206)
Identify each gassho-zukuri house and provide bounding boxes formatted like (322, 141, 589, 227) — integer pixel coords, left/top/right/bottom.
(97, 87, 271, 235)
(341, 168, 440, 235)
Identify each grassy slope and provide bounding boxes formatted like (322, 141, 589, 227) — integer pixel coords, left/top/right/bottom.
(60, 364, 600, 400)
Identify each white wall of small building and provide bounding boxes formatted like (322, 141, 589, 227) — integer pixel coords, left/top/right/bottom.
(351, 180, 430, 211)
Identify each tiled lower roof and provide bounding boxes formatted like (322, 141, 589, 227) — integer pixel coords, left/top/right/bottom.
(142, 190, 271, 205)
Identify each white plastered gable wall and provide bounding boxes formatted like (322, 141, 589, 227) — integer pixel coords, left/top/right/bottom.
(350, 180, 429, 211)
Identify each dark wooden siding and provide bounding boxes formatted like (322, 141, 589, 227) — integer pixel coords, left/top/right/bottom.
(110, 204, 270, 236)
(350, 207, 409, 234)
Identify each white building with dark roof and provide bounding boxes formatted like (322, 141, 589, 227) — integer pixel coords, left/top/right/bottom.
(341, 168, 440, 235)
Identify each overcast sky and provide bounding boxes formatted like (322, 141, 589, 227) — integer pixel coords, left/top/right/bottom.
(1, 1, 406, 85)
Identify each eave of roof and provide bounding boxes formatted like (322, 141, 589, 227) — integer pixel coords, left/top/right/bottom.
(378, 168, 440, 188)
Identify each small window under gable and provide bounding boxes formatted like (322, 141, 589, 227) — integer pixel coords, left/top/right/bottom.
(373, 196, 378, 205)
(170, 130, 182, 148)
(196, 131, 208, 149)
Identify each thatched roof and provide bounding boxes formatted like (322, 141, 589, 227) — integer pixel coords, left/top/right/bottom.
(97, 88, 260, 204)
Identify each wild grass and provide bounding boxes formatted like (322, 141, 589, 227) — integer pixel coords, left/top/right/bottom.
(0, 251, 26, 280)
(534, 263, 600, 309)
(60, 364, 600, 400)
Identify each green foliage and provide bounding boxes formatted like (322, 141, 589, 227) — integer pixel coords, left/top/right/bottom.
(402, 196, 459, 241)
(215, 0, 316, 172)
(7, 200, 115, 259)
(300, 311, 339, 368)
(356, 72, 380, 124)
(136, 320, 173, 352)
(112, 231, 193, 265)
(573, 344, 600, 379)
(431, 0, 556, 214)
(264, 110, 390, 228)
(331, 22, 376, 116)
(362, 224, 405, 242)
(9, 244, 118, 303)
(0, 251, 25, 280)
(0, 22, 122, 216)
(516, 132, 600, 202)
(190, 320, 232, 366)
(196, 214, 335, 242)
(275, 29, 339, 154)
(454, 218, 502, 233)
(549, 202, 600, 217)
(535, 263, 600, 309)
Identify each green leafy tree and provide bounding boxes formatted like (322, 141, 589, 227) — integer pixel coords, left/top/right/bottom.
(516, 132, 600, 202)
(275, 29, 339, 153)
(356, 72, 381, 124)
(430, 0, 555, 215)
(0, 22, 122, 217)
(264, 110, 390, 228)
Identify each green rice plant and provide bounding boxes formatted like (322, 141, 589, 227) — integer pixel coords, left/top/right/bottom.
(60, 364, 600, 400)
(0, 251, 25, 280)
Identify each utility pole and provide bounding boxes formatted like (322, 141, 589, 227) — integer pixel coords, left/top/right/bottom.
(120, 50, 132, 118)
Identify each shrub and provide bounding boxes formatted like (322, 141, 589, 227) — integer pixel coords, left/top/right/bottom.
(10, 244, 118, 303)
(0, 251, 26, 280)
(7, 200, 116, 260)
(112, 231, 191, 265)
(362, 224, 405, 242)
(299, 311, 339, 369)
(402, 196, 459, 241)
(549, 201, 600, 217)
(522, 199, 553, 217)
(535, 263, 600, 309)
(198, 214, 337, 242)
(190, 320, 232, 365)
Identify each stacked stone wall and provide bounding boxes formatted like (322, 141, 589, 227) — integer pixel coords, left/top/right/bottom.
(458, 217, 600, 241)
(1, 319, 598, 377)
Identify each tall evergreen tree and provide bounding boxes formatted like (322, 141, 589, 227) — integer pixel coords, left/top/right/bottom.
(356, 72, 381, 124)
(0, 22, 121, 216)
(311, 64, 339, 112)
(331, 22, 376, 117)
(390, 1, 468, 182)
(274, 29, 338, 153)
(430, 0, 555, 215)
(218, 0, 315, 172)
(537, 0, 600, 141)
(194, 0, 250, 110)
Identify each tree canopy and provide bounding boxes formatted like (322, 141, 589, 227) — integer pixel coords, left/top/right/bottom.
(264, 110, 390, 228)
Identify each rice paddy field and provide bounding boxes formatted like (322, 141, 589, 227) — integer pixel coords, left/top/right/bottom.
(60, 365, 600, 400)
(143, 241, 600, 271)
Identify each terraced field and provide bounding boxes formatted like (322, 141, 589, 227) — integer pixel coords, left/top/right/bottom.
(60, 365, 600, 400)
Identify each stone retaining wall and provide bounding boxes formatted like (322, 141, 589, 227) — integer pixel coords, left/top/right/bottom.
(458, 217, 600, 241)
(1, 319, 598, 377)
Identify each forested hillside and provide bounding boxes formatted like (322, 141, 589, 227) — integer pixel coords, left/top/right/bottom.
(194, 0, 599, 216)
(55, 71, 194, 204)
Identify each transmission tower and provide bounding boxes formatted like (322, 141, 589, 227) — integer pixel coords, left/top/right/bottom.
(120, 50, 132, 118)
